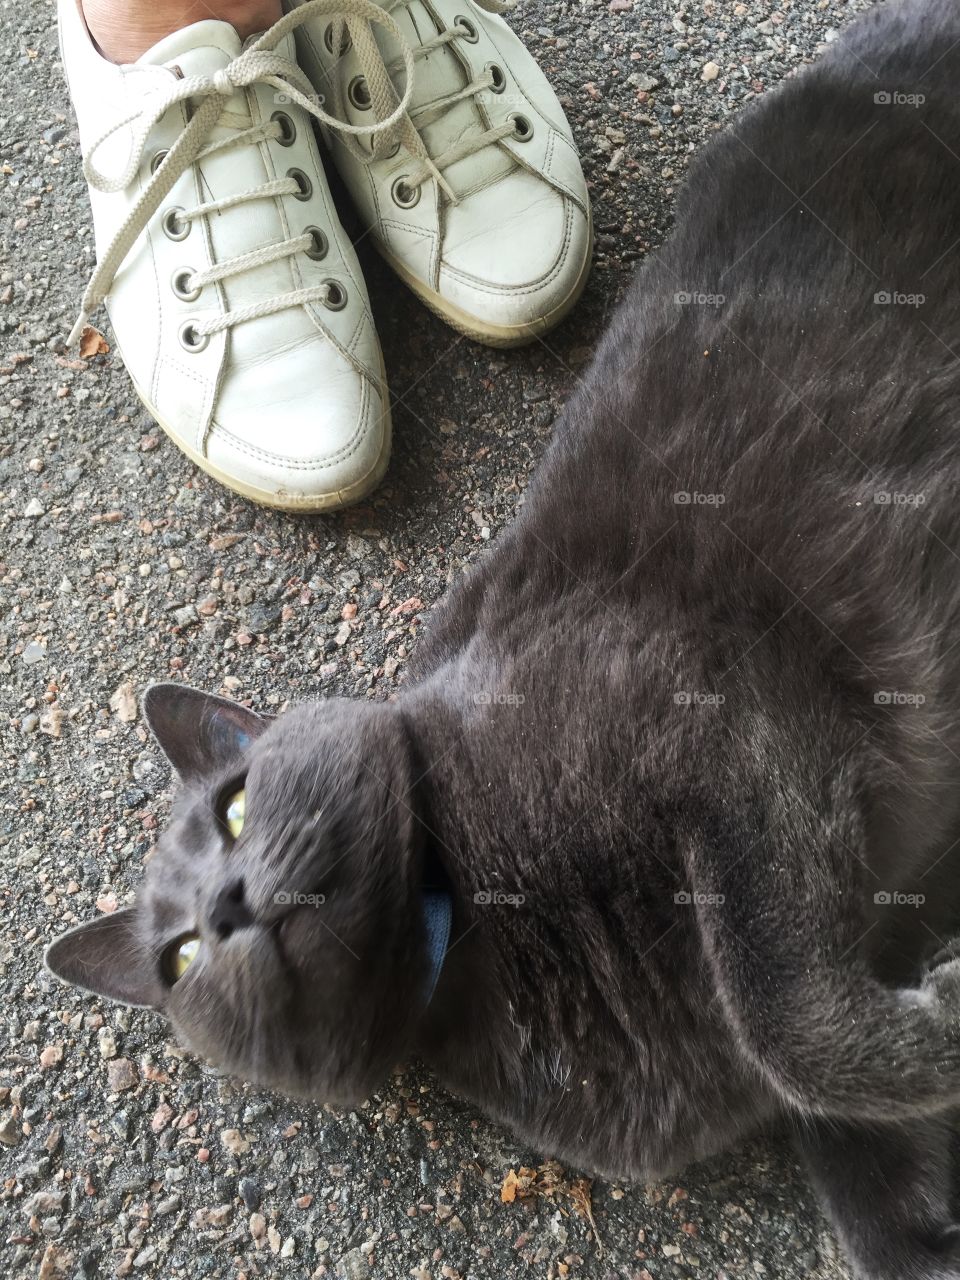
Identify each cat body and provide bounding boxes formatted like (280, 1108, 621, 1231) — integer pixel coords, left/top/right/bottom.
(48, 3, 960, 1276)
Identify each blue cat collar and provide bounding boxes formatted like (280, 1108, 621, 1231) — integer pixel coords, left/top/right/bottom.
(421, 890, 452, 1004)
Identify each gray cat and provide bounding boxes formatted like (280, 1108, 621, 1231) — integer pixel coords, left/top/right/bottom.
(46, 2, 960, 1276)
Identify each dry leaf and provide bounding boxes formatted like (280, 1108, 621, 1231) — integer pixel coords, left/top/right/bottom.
(109, 680, 137, 723)
(79, 325, 110, 359)
(498, 1162, 602, 1253)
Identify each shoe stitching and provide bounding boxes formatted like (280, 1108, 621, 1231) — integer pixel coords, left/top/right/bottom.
(208, 372, 379, 471)
(439, 197, 577, 298)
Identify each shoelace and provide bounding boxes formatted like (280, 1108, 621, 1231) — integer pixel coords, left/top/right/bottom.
(322, 0, 519, 198)
(69, 0, 417, 346)
(70, 0, 520, 346)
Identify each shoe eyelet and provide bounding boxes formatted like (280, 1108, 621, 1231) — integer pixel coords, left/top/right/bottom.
(323, 279, 348, 311)
(179, 321, 209, 353)
(391, 176, 420, 209)
(384, 140, 401, 159)
(271, 110, 297, 146)
(347, 76, 371, 111)
(485, 63, 506, 94)
(323, 21, 351, 54)
(509, 113, 534, 142)
(161, 207, 190, 241)
(171, 268, 202, 302)
(305, 226, 329, 261)
(150, 149, 169, 175)
(287, 168, 313, 201)
(455, 15, 479, 42)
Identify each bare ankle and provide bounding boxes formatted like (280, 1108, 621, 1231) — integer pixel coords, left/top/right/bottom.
(81, 0, 284, 63)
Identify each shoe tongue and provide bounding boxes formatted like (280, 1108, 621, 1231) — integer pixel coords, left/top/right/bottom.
(136, 19, 242, 72)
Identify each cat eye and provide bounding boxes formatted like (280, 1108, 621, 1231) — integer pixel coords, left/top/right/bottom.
(165, 935, 200, 983)
(223, 787, 246, 838)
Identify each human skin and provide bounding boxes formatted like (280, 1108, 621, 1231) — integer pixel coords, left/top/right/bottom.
(81, 0, 284, 62)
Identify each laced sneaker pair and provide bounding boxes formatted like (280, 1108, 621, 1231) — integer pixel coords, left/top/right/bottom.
(59, 0, 592, 510)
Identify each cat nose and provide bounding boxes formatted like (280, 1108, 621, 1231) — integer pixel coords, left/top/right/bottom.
(209, 879, 254, 939)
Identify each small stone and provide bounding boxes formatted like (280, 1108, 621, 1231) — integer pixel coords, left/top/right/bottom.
(244, 603, 279, 634)
(249, 1212, 267, 1241)
(106, 1057, 139, 1092)
(27, 457, 44, 473)
(22, 641, 46, 665)
(267, 1225, 282, 1254)
(98, 1027, 118, 1059)
(209, 533, 244, 551)
(239, 1178, 261, 1212)
(24, 1190, 66, 1217)
(24, 498, 45, 518)
(221, 1128, 251, 1156)
(345, 533, 371, 559)
(194, 1204, 233, 1228)
(280, 1237, 296, 1259)
(335, 1247, 371, 1280)
(701, 61, 721, 82)
(172, 604, 198, 628)
(151, 1103, 175, 1132)
(156, 1195, 181, 1216)
(0, 1112, 19, 1145)
(109, 680, 138, 723)
(39, 708, 66, 737)
(37, 1243, 73, 1280)
(21, 713, 40, 733)
(39, 1043, 64, 1070)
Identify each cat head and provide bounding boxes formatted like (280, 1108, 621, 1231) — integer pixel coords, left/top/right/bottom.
(45, 684, 444, 1104)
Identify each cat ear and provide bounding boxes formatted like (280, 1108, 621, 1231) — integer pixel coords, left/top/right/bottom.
(44, 909, 165, 1009)
(142, 682, 270, 781)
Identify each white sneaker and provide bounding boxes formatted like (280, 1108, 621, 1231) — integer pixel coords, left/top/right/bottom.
(288, 0, 593, 348)
(58, 0, 404, 511)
